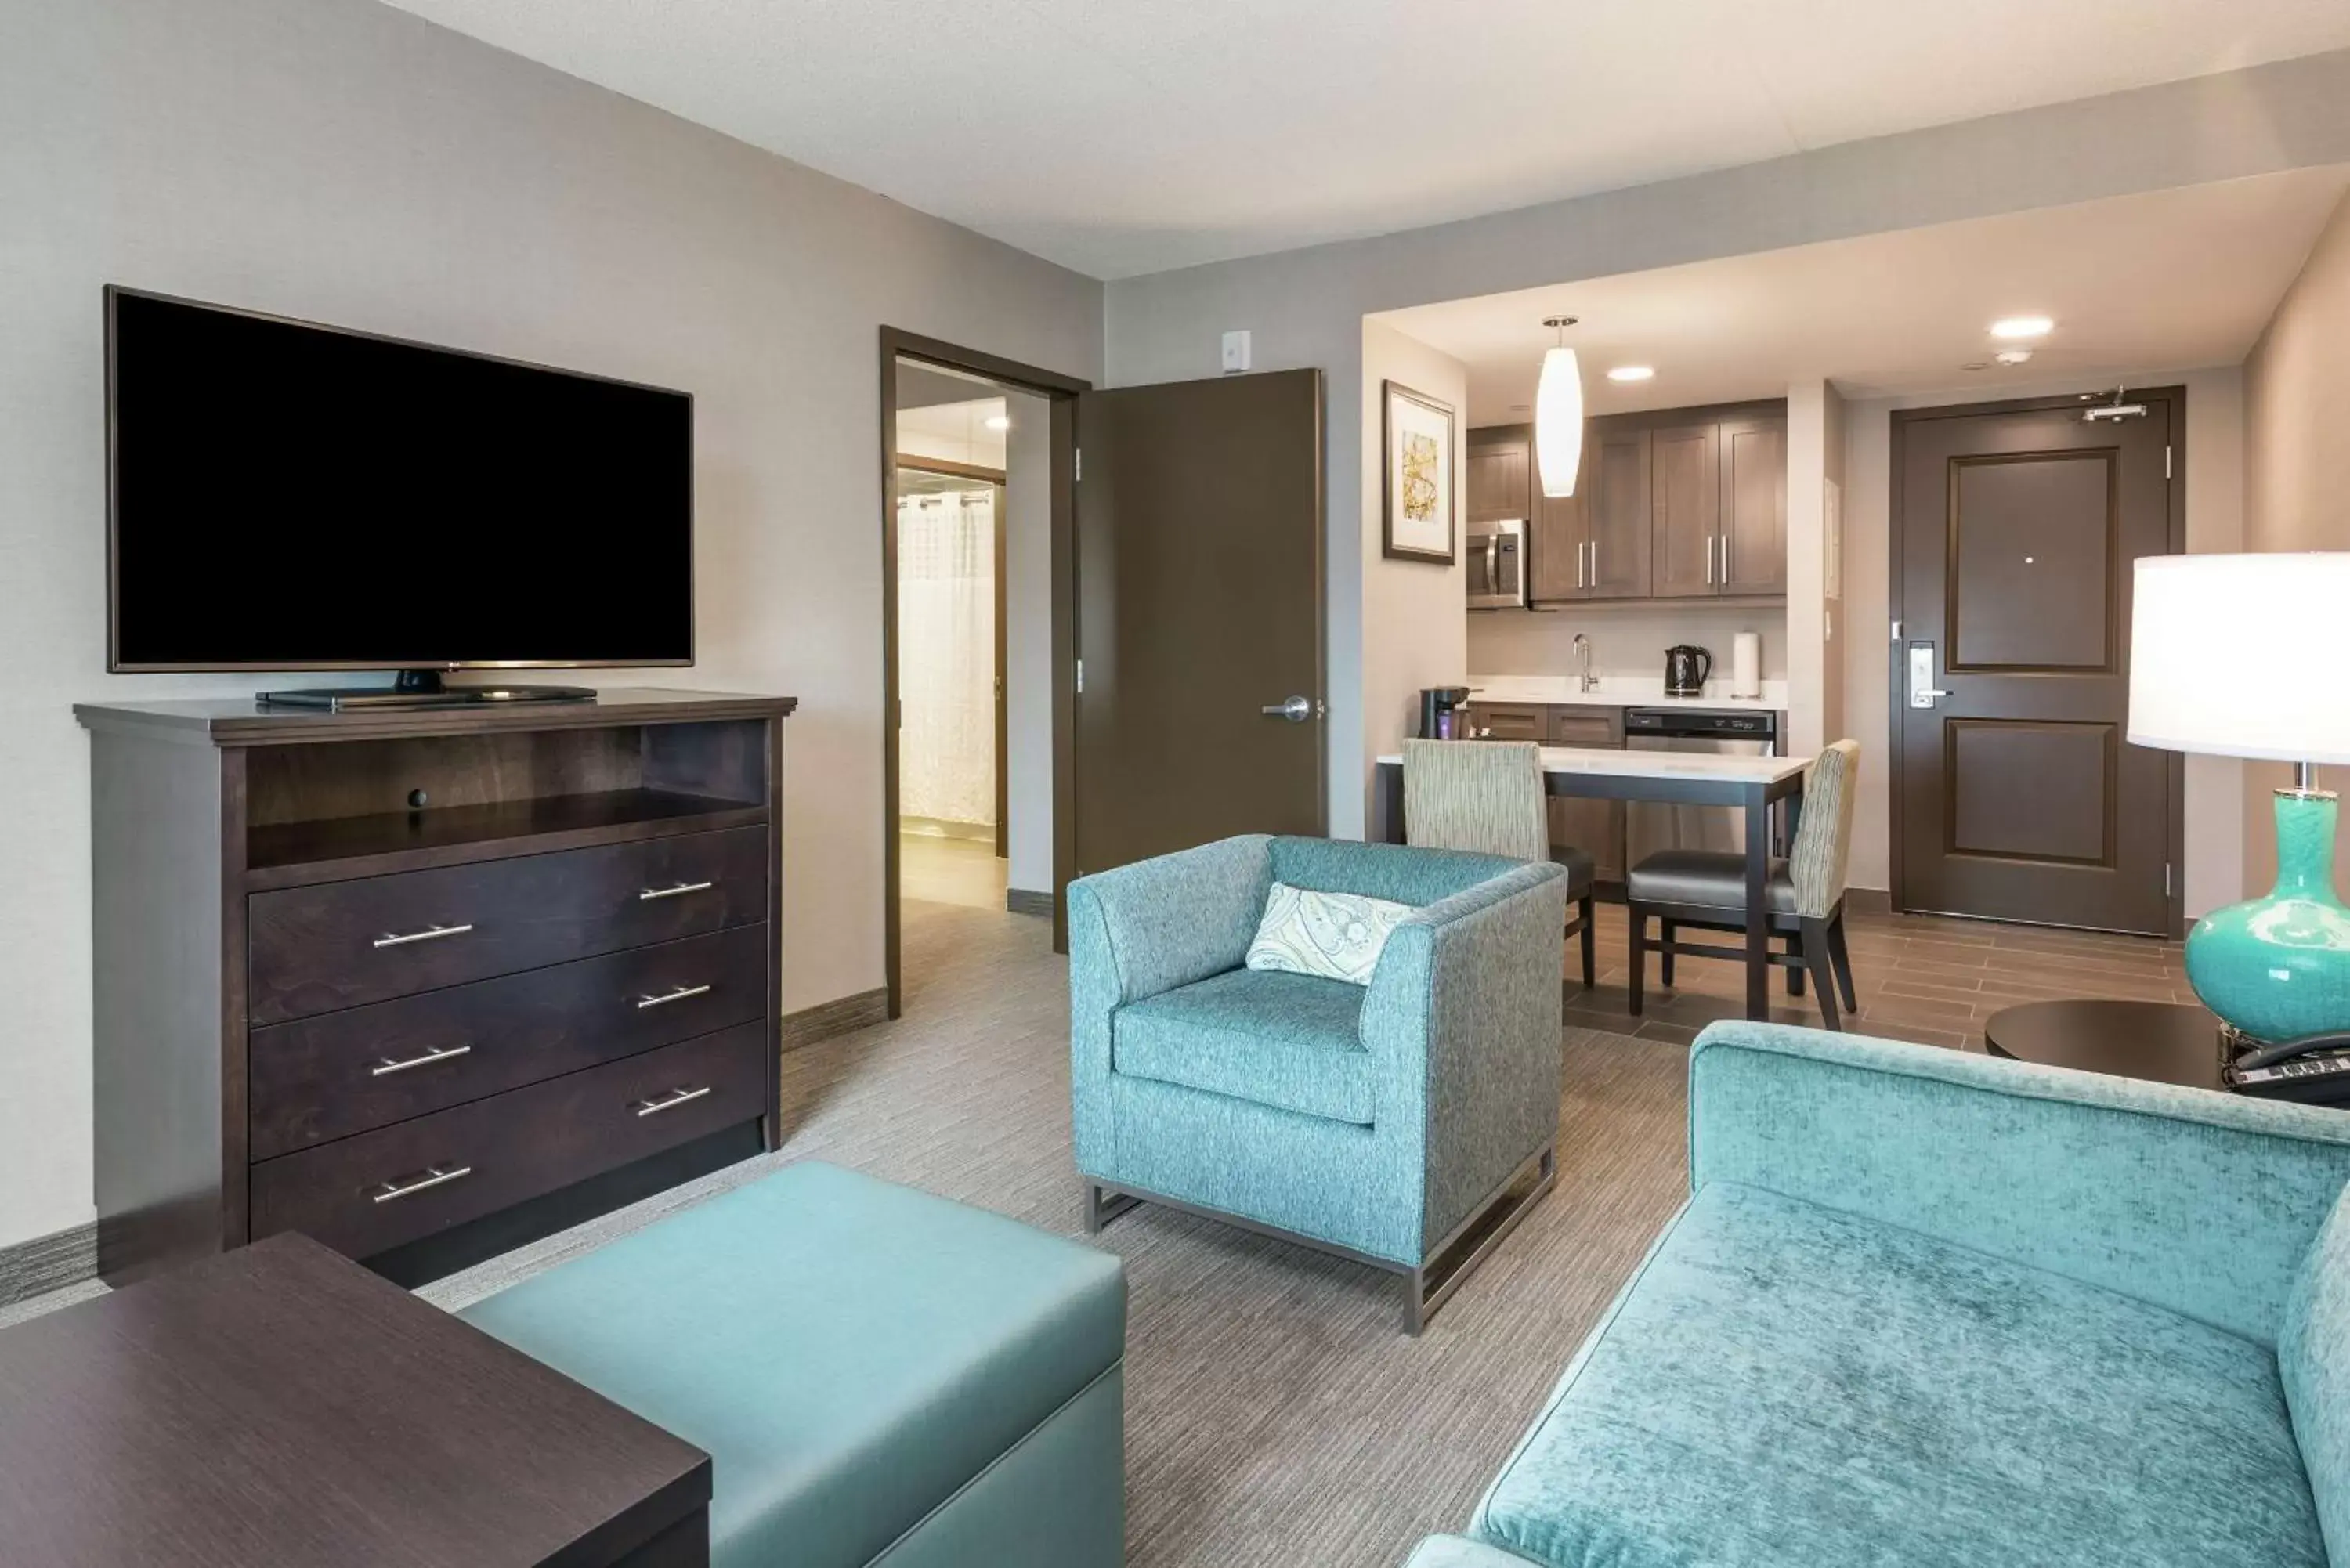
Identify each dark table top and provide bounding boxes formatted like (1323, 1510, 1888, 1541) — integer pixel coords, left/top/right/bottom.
(1983, 999, 2226, 1091)
(0, 1234, 708, 1568)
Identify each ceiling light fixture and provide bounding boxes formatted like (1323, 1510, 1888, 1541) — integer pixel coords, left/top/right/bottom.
(1535, 316, 1583, 499)
(1607, 365, 1654, 383)
(1994, 349, 2034, 366)
(1990, 315, 2055, 340)
(983, 414, 1011, 432)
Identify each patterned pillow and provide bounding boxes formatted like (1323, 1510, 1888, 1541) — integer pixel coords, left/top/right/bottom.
(1245, 882, 1417, 987)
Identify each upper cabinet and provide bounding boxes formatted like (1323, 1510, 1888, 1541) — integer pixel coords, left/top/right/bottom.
(1471, 400, 1786, 609)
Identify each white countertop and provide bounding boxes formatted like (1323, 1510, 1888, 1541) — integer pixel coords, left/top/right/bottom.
(1466, 674, 1787, 712)
(1379, 746, 1810, 784)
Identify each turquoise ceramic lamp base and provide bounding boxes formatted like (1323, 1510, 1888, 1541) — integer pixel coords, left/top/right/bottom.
(2186, 786, 2350, 1044)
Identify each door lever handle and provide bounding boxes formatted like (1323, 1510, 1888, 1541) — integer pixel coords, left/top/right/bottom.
(1907, 642, 1953, 708)
(1261, 695, 1313, 723)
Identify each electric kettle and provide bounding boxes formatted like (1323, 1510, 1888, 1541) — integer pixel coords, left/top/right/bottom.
(1664, 645, 1712, 698)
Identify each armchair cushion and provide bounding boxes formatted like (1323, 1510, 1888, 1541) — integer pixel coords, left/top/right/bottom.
(1476, 1180, 2324, 1568)
(1115, 968, 1372, 1125)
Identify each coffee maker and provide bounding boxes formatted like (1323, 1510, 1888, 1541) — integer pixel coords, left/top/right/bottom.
(1419, 686, 1472, 739)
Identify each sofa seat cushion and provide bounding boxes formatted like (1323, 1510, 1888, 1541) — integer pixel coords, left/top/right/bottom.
(1476, 1181, 2325, 1568)
(1113, 966, 1372, 1125)
(459, 1161, 1126, 1568)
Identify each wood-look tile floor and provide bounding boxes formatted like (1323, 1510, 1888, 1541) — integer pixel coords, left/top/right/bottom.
(1564, 899, 2192, 1053)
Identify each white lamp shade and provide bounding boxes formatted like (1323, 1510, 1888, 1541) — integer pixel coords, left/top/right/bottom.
(2128, 552, 2350, 765)
(1535, 345, 1583, 498)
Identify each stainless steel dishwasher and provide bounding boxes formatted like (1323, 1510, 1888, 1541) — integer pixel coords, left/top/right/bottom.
(1623, 708, 1780, 865)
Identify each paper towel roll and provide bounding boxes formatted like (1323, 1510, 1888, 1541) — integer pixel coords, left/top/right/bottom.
(1731, 631, 1762, 699)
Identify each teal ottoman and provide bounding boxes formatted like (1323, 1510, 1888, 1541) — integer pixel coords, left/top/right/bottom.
(460, 1161, 1126, 1568)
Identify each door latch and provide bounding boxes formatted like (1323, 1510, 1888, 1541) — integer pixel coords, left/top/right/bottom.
(1907, 642, 1951, 709)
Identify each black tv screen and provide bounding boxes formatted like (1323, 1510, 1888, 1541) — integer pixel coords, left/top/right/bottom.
(107, 287, 693, 671)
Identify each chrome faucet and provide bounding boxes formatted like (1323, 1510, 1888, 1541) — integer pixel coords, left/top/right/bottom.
(1572, 633, 1598, 693)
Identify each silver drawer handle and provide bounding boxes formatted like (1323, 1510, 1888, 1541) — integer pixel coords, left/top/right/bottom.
(371, 1042, 473, 1078)
(372, 922, 474, 949)
(635, 983, 712, 1010)
(369, 1164, 473, 1204)
(638, 880, 715, 901)
(632, 1085, 711, 1117)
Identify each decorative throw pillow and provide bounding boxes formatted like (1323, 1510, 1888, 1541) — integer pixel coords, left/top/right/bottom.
(1246, 882, 1416, 987)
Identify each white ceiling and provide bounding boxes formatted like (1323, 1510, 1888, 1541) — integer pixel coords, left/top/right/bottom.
(1376, 168, 2350, 424)
(378, 0, 2350, 279)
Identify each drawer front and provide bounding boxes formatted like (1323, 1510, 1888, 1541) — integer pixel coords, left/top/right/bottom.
(249, 827, 768, 1025)
(250, 1021, 769, 1259)
(1467, 703, 1546, 742)
(248, 924, 771, 1160)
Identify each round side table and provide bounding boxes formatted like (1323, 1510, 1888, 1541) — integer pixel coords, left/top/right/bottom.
(1982, 999, 2225, 1091)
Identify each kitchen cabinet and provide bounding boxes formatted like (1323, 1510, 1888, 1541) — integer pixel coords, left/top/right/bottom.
(1548, 708, 1625, 883)
(1648, 421, 1721, 599)
(1527, 425, 1648, 602)
(1466, 426, 1531, 522)
(1718, 414, 1788, 594)
(1462, 701, 1546, 742)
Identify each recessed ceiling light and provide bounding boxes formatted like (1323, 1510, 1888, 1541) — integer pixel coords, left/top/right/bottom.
(1995, 349, 2034, 366)
(1990, 315, 2054, 340)
(983, 414, 1010, 432)
(1607, 365, 1655, 383)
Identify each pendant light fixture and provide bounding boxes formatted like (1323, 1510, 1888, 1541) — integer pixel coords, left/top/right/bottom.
(1535, 316, 1583, 498)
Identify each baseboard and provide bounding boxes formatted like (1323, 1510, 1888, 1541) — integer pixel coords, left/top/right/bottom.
(1005, 887, 1054, 919)
(1846, 888, 1893, 916)
(782, 986, 891, 1050)
(0, 1219, 97, 1308)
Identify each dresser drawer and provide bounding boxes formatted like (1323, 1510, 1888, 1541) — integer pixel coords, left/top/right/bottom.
(250, 1021, 769, 1259)
(247, 924, 771, 1160)
(248, 826, 768, 1025)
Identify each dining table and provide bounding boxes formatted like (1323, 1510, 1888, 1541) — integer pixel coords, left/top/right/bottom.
(1374, 745, 1813, 1021)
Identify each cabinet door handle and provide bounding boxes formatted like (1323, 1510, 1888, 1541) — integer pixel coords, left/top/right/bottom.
(1576, 541, 1587, 589)
(1720, 532, 1730, 583)
(372, 922, 473, 949)
(638, 880, 715, 901)
(369, 1164, 472, 1204)
(636, 982, 712, 1010)
(632, 1085, 712, 1117)
(1705, 536, 1716, 585)
(371, 1042, 472, 1077)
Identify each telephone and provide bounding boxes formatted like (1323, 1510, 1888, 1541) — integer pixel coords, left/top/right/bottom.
(2225, 1034, 2350, 1106)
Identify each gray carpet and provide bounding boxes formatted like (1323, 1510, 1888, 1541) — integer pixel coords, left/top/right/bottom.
(424, 895, 1694, 1568)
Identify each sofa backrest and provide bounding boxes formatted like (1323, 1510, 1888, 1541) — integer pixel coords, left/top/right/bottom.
(2282, 1183, 2350, 1566)
(1270, 836, 1524, 909)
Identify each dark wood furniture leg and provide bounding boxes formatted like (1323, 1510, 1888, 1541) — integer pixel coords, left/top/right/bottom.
(1827, 913, 1858, 1013)
(1784, 930, 1806, 995)
(1627, 906, 1647, 1016)
(1744, 790, 1770, 1019)
(1575, 894, 1596, 988)
(1799, 917, 1841, 1031)
(1658, 920, 1676, 987)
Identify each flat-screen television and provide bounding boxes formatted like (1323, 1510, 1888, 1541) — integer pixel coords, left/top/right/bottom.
(106, 287, 693, 674)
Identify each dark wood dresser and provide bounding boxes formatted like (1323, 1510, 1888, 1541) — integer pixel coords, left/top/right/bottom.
(75, 688, 796, 1288)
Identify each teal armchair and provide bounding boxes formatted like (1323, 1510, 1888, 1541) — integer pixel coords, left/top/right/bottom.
(1412, 1021, 2350, 1568)
(1068, 834, 1569, 1332)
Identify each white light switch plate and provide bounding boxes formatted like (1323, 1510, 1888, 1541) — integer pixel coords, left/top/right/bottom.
(1221, 330, 1251, 374)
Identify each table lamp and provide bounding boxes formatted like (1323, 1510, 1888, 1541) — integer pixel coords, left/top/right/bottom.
(2129, 553, 2350, 1043)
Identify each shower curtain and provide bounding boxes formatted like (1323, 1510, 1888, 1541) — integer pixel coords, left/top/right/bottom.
(897, 486, 996, 830)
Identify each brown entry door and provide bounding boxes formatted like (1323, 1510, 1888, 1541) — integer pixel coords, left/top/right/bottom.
(1074, 369, 1325, 880)
(1894, 391, 2178, 934)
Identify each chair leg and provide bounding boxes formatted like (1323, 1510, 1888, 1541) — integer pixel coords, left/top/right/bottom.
(1658, 920, 1676, 988)
(1578, 894, 1596, 988)
(1627, 905, 1647, 1017)
(1799, 918, 1842, 1031)
(1827, 912, 1858, 1013)
(1784, 930, 1806, 996)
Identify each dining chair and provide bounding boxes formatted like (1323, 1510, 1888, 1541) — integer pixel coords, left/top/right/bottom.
(1624, 739, 1861, 1028)
(1403, 738, 1596, 988)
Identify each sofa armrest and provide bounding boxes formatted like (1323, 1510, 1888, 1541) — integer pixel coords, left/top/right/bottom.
(1365, 862, 1569, 1250)
(1403, 1535, 1541, 1568)
(1689, 1021, 2350, 1344)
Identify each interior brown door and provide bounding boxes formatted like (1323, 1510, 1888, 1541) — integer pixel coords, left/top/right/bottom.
(1894, 390, 2180, 935)
(1074, 369, 1325, 880)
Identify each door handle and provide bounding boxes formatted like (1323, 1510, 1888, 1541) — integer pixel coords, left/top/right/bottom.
(1261, 695, 1313, 723)
(1705, 537, 1716, 585)
(1575, 540, 1586, 589)
(1907, 642, 1952, 708)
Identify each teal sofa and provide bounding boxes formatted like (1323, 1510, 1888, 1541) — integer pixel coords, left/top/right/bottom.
(1408, 1021, 2350, 1568)
(461, 1161, 1126, 1568)
(1068, 834, 1569, 1332)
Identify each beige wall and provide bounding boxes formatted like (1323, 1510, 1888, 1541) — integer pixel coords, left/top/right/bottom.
(0, 0, 1101, 1248)
(2242, 190, 2350, 893)
(1361, 322, 1469, 830)
(1839, 367, 2246, 914)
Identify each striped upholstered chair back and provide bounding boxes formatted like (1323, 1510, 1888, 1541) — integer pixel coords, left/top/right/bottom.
(1402, 739, 1548, 862)
(1788, 740, 1861, 918)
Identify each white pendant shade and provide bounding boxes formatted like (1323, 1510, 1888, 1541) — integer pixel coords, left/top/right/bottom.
(2128, 552, 2350, 765)
(1535, 345, 1583, 498)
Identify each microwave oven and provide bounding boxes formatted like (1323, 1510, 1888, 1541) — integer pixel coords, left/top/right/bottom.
(1467, 518, 1525, 609)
